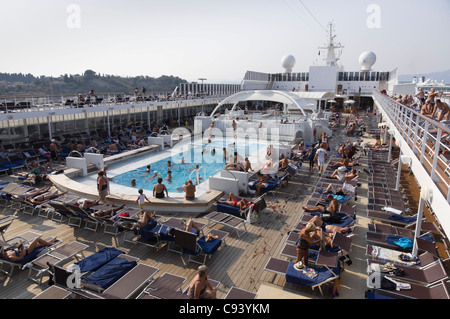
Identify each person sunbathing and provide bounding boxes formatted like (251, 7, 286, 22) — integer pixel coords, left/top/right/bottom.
(218, 193, 252, 210)
(252, 172, 269, 196)
(329, 167, 357, 181)
(13, 186, 51, 201)
(28, 190, 68, 205)
(322, 183, 347, 196)
(75, 198, 100, 210)
(309, 215, 352, 235)
(328, 158, 355, 168)
(302, 194, 341, 224)
(131, 210, 157, 233)
(91, 204, 126, 219)
(0, 237, 58, 262)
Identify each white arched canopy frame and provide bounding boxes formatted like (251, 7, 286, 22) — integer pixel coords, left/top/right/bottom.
(209, 90, 335, 117)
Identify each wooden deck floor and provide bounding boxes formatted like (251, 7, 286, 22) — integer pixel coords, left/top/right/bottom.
(0, 114, 441, 300)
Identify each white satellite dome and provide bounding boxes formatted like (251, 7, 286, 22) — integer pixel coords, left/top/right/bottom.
(281, 55, 296, 73)
(359, 51, 376, 71)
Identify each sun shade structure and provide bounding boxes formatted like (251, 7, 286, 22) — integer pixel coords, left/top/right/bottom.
(210, 90, 336, 117)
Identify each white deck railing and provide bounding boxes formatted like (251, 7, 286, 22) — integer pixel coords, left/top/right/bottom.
(373, 90, 450, 203)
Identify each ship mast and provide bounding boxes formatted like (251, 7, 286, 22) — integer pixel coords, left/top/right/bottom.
(318, 22, 344, 67)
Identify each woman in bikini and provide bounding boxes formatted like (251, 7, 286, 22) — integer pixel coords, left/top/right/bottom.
(218, 193, 250, 210)
(1, 237, 58, 262)
(29, 190, 68, 205)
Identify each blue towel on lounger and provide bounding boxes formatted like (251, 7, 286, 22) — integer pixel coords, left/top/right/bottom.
(387, 215, 417, 224)
(285, 261, 340, 287)
(386, 235, 413, 249)
(75, 247, 124, 273)
(83, 256, 137, 289)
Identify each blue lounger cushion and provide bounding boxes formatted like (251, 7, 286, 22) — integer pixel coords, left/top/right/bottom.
(141, 224, 174, 242)
(217, 202, 241, 216)
(83, 256, 137, 289)
(387, 215, 417, 224)
(285, 261, 340, 287)
(182, 237, 222, 256)
(75, 247, 124, 273)
(309, 212, 354, 228)
(138, 220, 157, 237)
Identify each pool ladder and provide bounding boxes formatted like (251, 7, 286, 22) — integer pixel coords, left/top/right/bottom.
(189, 166, 206, 185)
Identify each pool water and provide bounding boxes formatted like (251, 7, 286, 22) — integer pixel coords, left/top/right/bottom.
(112, 139, 265, 194)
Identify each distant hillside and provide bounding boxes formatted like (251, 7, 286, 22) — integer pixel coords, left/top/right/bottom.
(0, 70, 188, 96)
(399, 69, 450, 84)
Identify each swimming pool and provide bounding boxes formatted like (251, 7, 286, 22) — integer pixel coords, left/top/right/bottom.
(101, 138, 268, 196)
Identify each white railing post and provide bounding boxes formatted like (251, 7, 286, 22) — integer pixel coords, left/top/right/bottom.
(420, 122, 429, 164)
(431, 128, 442, 182)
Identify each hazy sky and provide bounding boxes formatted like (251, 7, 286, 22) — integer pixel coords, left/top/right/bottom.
(0, 0, 449, 83)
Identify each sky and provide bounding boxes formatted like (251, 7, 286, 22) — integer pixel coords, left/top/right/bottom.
(0, 0, 449, 83)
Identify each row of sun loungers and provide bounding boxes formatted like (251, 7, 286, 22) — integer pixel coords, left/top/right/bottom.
(262, 146, 359, 296)
(364, 147, 450, 299)
(33, 246, 256, 299)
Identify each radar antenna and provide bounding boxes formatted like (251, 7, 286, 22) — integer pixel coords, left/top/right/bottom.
(318, 22, 344, 67)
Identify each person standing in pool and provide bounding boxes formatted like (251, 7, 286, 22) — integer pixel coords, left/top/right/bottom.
(153, 177, 169, 198)
(166, 170, 173, 182)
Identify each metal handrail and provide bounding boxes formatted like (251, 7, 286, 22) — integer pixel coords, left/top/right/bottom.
(373, 91, 450, 198)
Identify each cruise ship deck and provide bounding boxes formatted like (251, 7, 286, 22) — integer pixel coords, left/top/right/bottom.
(1, 100, 449, 300)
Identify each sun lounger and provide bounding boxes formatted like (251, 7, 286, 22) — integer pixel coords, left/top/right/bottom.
(171, 228, 227, 264)
(0, 233, 61, 278)
(367, 258, 448, 287)
(162, 217, 206, 236)
(0, 216, 17, 242)
(81, 254, 139, 291)
(366, 245, 438, 267)
(28, 241, 89, 284)
(367, 275, 450, 299)
(367, 223, 414, 237)
(130, 223, 173, 251)
(46, 201, 80, 225)
(367, 230, 436, 252)
(102, 263, 159, 299)
(105, 207, 143, 236)
(203, 211, 247, 237)
(33, 285, 72, 299)
(217, 195, 267, 223)
(224, 286, 257, 299)
(299, 212, 356, 230)
(367, 210, 422, 228)
(264, 255, 340, 296)
(138, 272, 187, 299)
